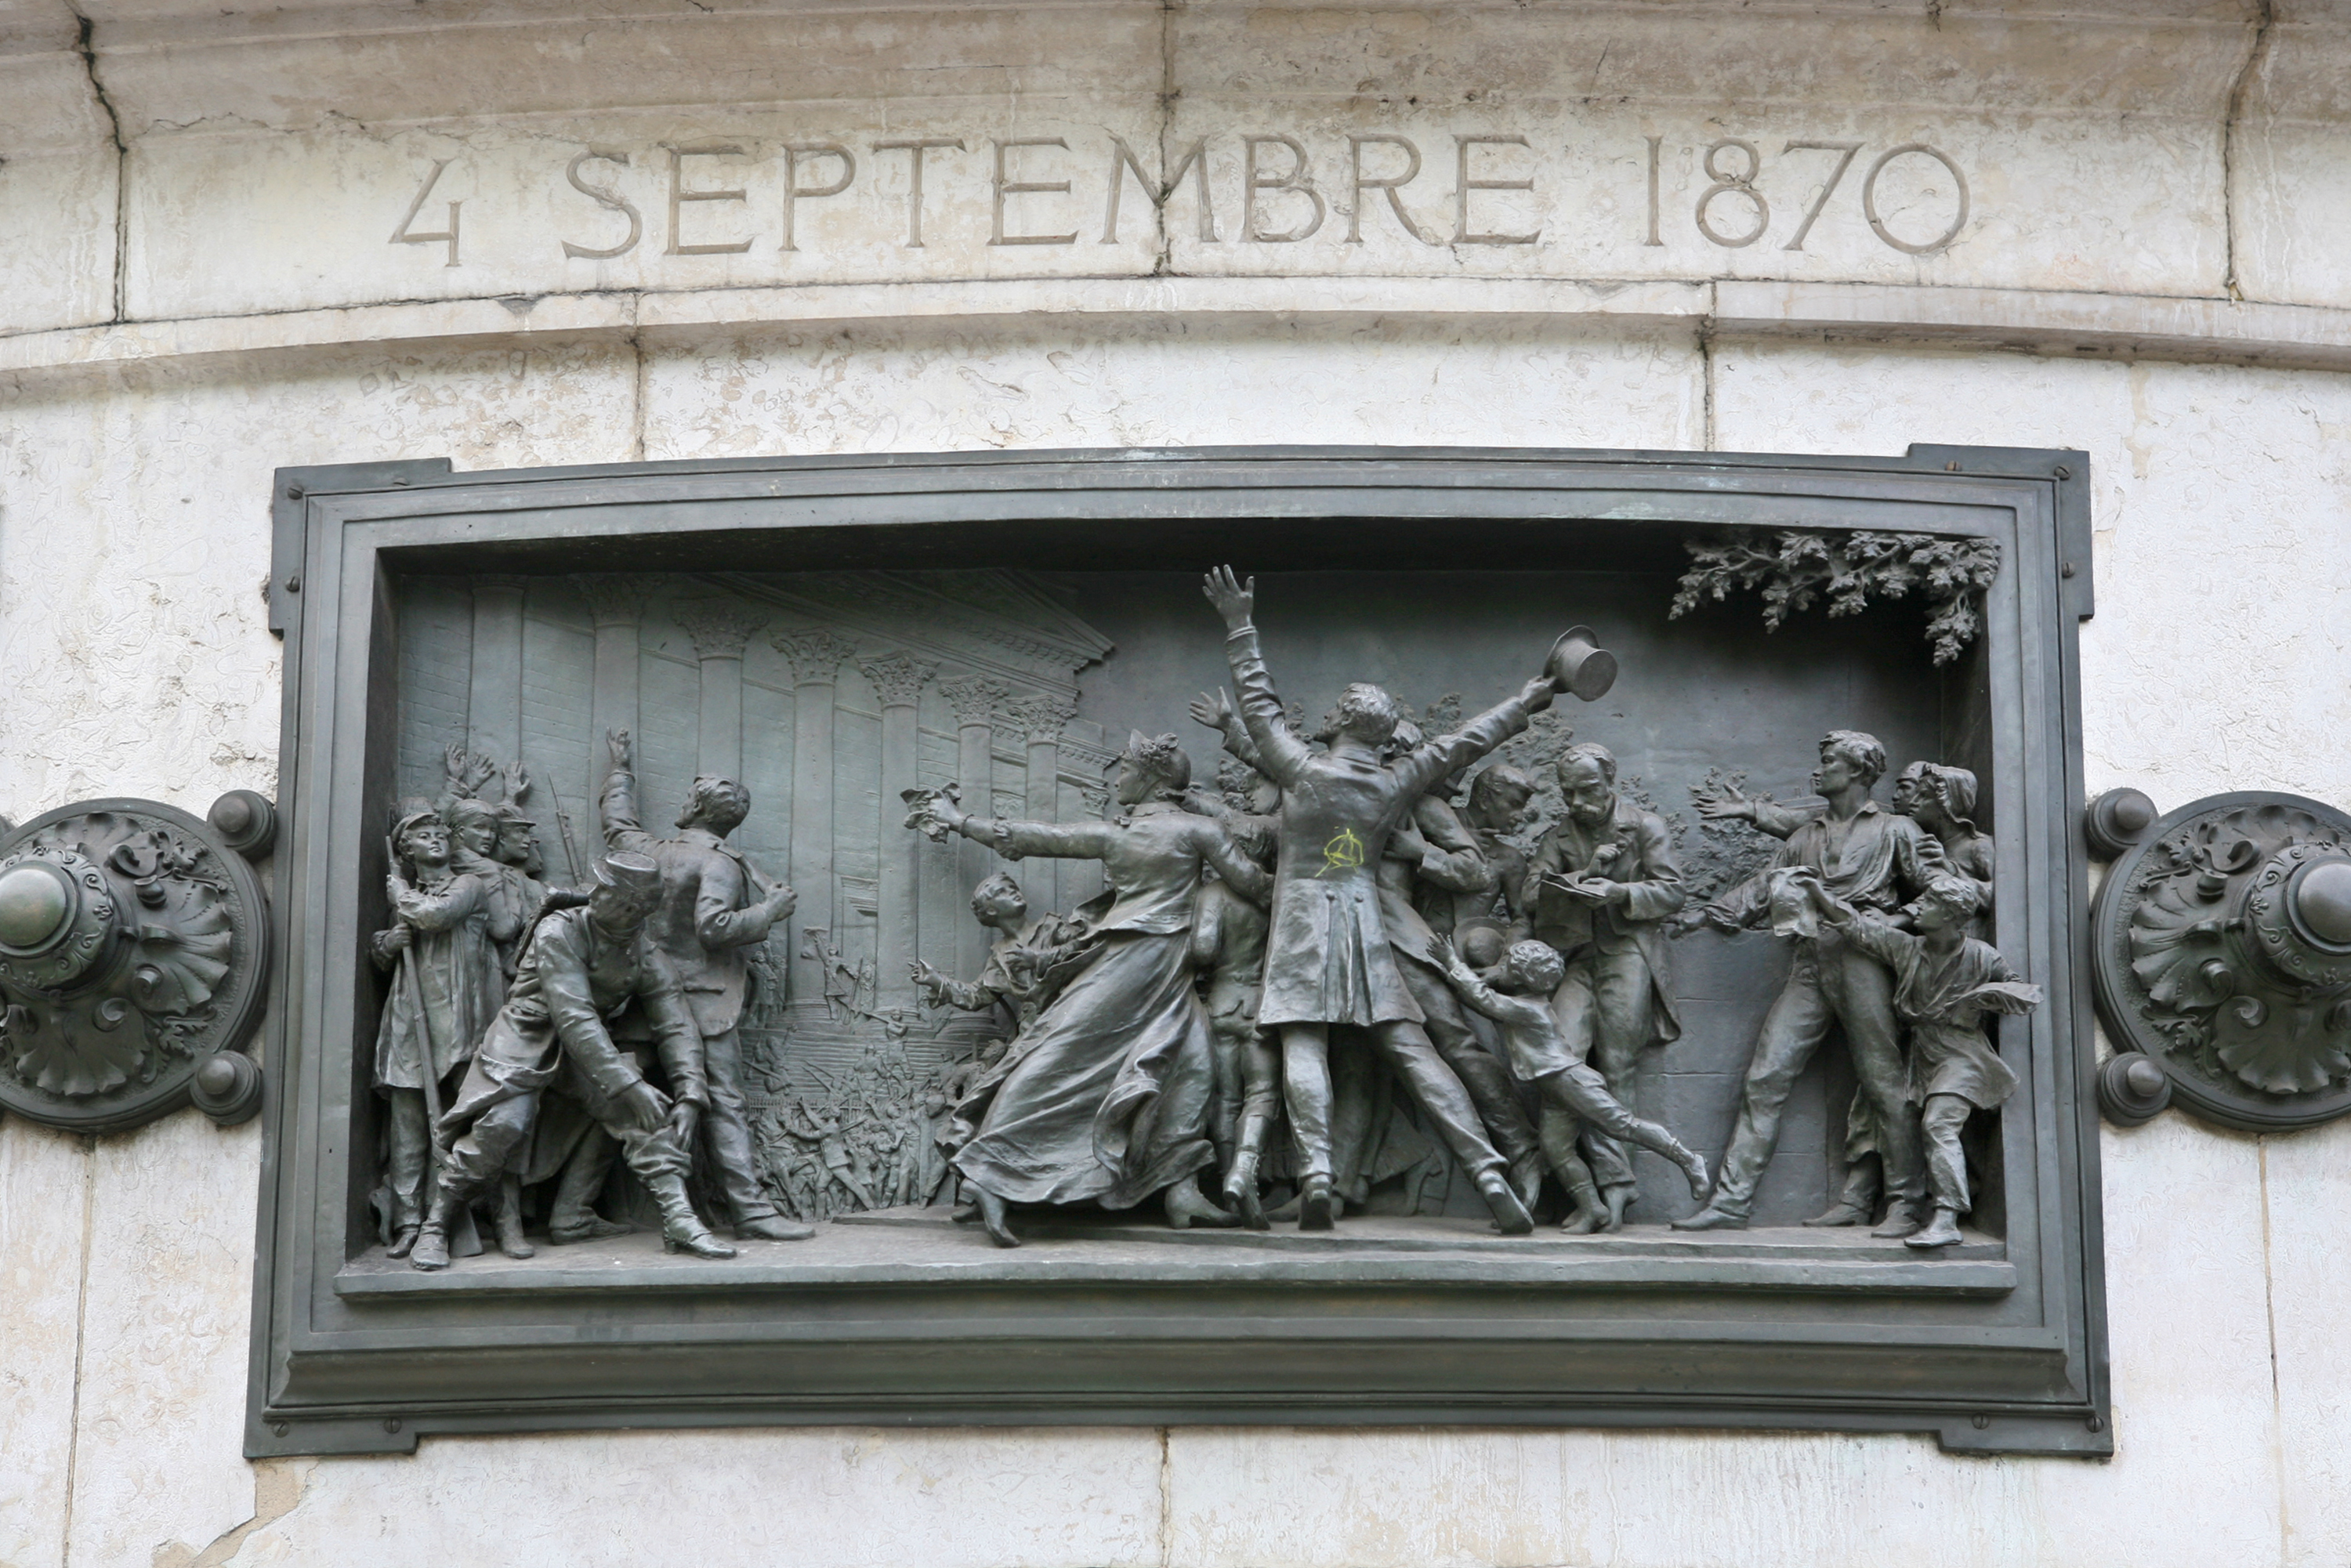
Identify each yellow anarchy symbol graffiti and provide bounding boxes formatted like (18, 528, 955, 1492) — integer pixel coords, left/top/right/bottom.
(1318, 827, 1367, 878)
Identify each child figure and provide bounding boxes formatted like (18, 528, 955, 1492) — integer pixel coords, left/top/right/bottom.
(1436, 938, 1712, 1233)
(1811, 873, 2041, 1250)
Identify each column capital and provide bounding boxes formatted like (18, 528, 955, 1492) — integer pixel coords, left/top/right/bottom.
(771, 626, 857, 686)
(940, 673, 1012, 729)
(1008, 692, 1078, 745)
(857, 651, 939, 709)
(573, 574, 654, 628)
(676, 597, 770, 663)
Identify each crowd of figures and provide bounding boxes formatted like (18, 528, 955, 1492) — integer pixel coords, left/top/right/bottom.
(371, 733, 806, 1268)
(369, 567, 2041, 1269)
(900, 570, 2041, 1251)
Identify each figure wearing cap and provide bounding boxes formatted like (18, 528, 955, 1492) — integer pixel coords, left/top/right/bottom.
(904, 727, 1271, 1247)
(411, 850, 734, 1269)
(600, 730, 806, 1243)
(1201, 566, 1559, 1234)
(370, 800, 505, 1258)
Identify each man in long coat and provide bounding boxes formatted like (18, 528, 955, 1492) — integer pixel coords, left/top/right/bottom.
(603, 730, 807, 1241)
(1204, 566, 1552, 1233)
(413, 851, 735, 1269)
(1522, 742, 1686, 1228)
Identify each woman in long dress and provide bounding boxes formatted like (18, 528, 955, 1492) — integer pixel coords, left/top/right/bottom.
(908, 731, 1272, 1246)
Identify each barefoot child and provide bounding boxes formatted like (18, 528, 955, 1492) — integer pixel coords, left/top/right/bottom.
(1436, 938, 1711, 1233)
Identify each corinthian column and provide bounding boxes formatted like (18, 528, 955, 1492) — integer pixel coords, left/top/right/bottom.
(1009, 693, 1077, 914)
(468, 575, 529, 768)
(574, 574, 650, 857)
(773, 627, 856, 1001)
(858, 652, 937, 1012)
(676, 597, 770, 781)
(938, 673, 1010, 975)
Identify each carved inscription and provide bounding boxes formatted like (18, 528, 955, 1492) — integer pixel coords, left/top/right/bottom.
(387, 131, 1976, 268)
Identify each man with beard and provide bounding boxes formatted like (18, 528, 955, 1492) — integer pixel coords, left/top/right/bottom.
(1522, 743, 1686, 1230)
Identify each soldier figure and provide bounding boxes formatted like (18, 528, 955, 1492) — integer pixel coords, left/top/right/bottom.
(371, 803, 505, 1258)
(1522, 743, 1686, 1229)
(602, 729, 810, 1243)
(413, 852, 734, 1269)
(1203, 565, 1552, 1234)
(1672, 730, 1951, 1234)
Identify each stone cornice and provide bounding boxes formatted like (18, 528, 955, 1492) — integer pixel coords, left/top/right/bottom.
(10, 277, 2351, 381)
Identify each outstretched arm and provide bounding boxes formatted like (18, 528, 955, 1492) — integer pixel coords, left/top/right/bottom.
(1435, 943, 1545, 1029)
(1400, 678, 1550, 796)
(600, 729, 656, 854)
(1204, 567, 1314, 788)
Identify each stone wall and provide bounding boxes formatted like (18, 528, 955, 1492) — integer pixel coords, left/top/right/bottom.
(3, 3, 2349, 1564)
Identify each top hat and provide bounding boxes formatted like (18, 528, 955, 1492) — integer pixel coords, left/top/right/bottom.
(590, 850, 662, 896)
(1545, 627, 1619, 702)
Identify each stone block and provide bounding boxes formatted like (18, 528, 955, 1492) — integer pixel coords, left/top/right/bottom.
(0, 1121, 89, 1568)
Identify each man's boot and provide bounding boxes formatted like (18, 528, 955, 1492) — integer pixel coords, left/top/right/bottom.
(1871, 1195, 1931, 1239)
(649, 1175, 737, 1259)
(494, 1174, 536, 1259)
(1298, 1174, 1337, 1232)
(409, 1187, 467, 1272)
(1476, 1171, 1535, 1236)
(1671, 1201, 1747, 1232)
(386, 1186, 422, 1259)
(1904, 1204, 1965, 1250)
(545, 1147, 634, 1245)
(1223, 1149, 1266, 1230)
(1805, 1157, 1882, 1228)
(736, 1211, 816, 1242)
(1225, 1111, 1273, 1229)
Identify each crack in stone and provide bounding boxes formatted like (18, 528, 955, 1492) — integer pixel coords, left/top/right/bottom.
(61, 7, 131, 324)
(2220, 0, 2276, 302)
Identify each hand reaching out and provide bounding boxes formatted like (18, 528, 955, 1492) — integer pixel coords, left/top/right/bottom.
(1201, 566, 1255, 629)
(1188, 688, 1237, 731)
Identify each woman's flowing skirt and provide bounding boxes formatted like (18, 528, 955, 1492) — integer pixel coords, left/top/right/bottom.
(952, 929, 1216, 1208)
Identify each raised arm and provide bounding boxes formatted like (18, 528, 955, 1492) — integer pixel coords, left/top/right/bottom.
(600, 729, 656, 855)
(1399, 679, 1548, 796)
(905, 787, 1118, 863)
(1204, 568, 1315, 787)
